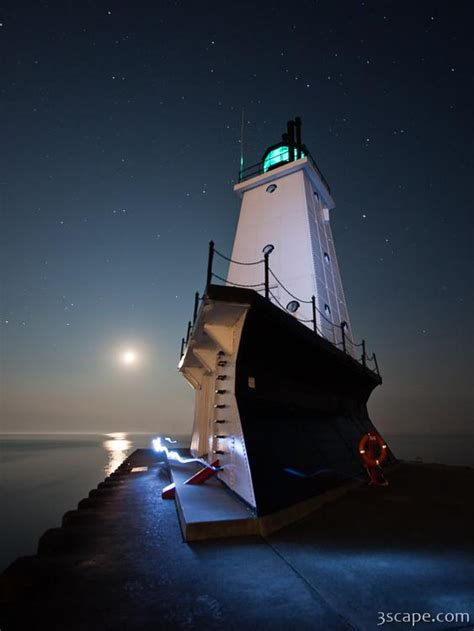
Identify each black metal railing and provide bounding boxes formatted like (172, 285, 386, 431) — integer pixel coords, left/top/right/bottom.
(238, 146, 331, 194)
(179, 242, 380, 379)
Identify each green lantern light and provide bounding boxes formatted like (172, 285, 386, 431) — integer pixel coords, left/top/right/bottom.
(263, 145, 305, 172)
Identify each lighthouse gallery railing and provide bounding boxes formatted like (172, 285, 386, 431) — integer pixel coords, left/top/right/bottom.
(179, 241, 380, 378)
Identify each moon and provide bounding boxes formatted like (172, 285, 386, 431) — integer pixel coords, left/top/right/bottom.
(121, 349, 138, 366)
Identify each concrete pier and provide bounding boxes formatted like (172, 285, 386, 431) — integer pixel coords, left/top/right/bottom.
(1, 449, 473, 630)
(169, 458, 366, 541)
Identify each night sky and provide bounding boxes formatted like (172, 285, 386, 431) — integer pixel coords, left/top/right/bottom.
(1, 1, 473, 436)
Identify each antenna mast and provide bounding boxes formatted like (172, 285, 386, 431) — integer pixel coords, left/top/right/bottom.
(239, 108, 245, 180)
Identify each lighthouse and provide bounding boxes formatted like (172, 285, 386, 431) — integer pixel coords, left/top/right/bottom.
(228, 118, 353, 349)
(177, 118, 386, 523)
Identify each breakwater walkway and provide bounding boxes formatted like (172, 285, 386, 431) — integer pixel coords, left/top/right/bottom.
(1, 449, 473, 630)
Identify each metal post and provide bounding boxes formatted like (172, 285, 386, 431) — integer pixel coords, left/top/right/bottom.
(264, 253, 270, 300)
(373, 353, 380, 377)
(287, 120, 295, 162)
(311, 295, 317, 333)
(186, 321, 192, 344)
(179, 337, 185, 359)
(295, 116, 302, 158)
(239, 108, 245, 182)
(206, 240, 215, 291)
(341, 322, 346, 353)
(361, 339, 366, 368)
(193, 291, 199, 324)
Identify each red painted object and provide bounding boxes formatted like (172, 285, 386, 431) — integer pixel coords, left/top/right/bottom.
(366, 465, 389, 487)
(161, 482, 176, 499)
(358, 432, 388, 467)
(184, 459, 220, 485)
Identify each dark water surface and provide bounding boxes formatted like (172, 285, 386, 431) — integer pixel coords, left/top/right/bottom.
(0, 432, 189, 572)
(0, 432, 472, 572)
(384, 433, 474, 468)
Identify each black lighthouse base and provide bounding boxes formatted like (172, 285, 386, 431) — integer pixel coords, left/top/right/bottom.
(205, 284, 394, 516)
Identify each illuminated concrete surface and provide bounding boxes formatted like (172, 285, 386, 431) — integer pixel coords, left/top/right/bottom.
(1, 450, 473, 630)
(170, 460, 259, 540)
(267, 462, 474, 630)
(170, 459, 365, 541)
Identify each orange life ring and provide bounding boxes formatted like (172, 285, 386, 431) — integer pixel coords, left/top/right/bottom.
(358, 432, 388, 467)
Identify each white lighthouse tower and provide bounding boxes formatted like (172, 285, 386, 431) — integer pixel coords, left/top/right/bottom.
(176, 117, 384, 533)
(228, 118, 353, 348)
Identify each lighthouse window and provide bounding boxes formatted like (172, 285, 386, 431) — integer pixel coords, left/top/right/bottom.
(266, 183, 277, 193)
(324, 304, 331, 316)
(263, 146, 306, 172)
(323, 252, 330, 264)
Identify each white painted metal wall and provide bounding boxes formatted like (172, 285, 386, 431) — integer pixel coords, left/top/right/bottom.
(206, 312, 256, 507)
(229, 158, 354, 352)
(180, 302, 256, 508)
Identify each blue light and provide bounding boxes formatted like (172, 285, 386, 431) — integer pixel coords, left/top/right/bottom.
(263, 146, 305, 172)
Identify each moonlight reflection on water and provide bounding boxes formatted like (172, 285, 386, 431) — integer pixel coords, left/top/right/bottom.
(103, 433, 132, 475)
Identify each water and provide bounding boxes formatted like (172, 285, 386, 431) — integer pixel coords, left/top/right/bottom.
(384, 433, 474, 468)
(0, 432, 472, 573)
(0, 432, 189, 572)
